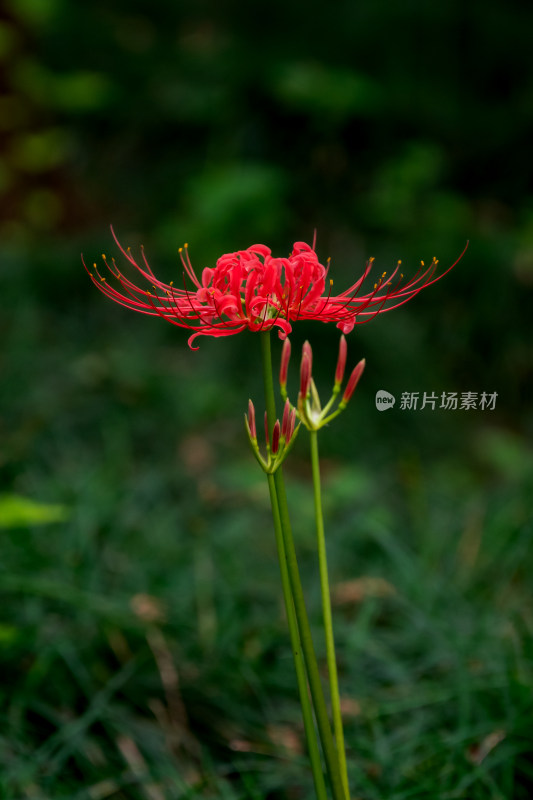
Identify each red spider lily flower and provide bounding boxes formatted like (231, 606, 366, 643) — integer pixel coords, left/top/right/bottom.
(84, 228, 466, 350)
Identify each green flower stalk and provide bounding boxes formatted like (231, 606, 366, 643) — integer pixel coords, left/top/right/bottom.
(260, 331, 346, 800)
(281, 336, 367, 798)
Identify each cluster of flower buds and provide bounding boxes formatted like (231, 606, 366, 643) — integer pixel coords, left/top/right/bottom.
(244, 397, 299, 474)
(280, 336, 365, 431)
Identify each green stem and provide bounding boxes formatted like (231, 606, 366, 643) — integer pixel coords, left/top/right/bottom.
(260, 331, 346, 800)
(273, 470, 346, 800)
(259, 331, 278, 439)
(260, 332, 327, 798)
(266, 473, 328, 800)
(310, 430, 350, 800)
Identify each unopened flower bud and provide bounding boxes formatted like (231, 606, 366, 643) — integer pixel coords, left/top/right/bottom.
(247, 399, 257, 440)
(334, 335, 347, 388)
(342, 359, 366, 404)
(280, 338, 291, 390)
(302, 340, 313, 375)
(300, 353, 312, 398)
(281, 398, 291, 439)
(288, 408, 297, 442)
(271, 420, 281, 454)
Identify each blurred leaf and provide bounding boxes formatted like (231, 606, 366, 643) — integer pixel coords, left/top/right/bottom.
(23, 188, 62, 229)
(11, 59, 112, 113)
(514, 207, 533, 285)
(190, 163, 285, 227)
(0, 494, 68, 528)
(0, 21, 19, 59)
(159, 162, 288, 251)
(8, 128, 71, 172)
(0, 162, 13, 195)
(271, 60, 383, 119)
(7, 0, 65, 27)
(0, 623, 19, 644)
(473, 428, 533, 481)
(49, 71, 114, 112)
(0, 95, 30, 131)
(367, 141, 444, 230)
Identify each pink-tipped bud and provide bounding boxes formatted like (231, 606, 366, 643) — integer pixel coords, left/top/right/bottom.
(247, 399, 257, 440)
(287, 408, 297, 442)
(281, 398, 291, 439)
(280, 338, 291, 389)
(334, 335, 347, 387)
(264, 410, 269, 445)
(302, 340, 313, 375)
(271, 420, 281, 454)
(342, 359, 366, 404)
(300, 353, 311, 398)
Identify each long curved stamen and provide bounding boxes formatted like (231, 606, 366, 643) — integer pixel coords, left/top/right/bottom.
(179, 243, 202, 289)
(314, 278, 335, 317)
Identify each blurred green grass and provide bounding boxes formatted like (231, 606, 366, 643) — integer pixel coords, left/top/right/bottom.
(1, 275, 532, 798)
(1, 0, 533, 797)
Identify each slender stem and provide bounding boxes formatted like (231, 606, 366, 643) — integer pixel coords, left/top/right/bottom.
(273, 470, 346, 800)
(259, 332, 346, 800)
(266, 473, 328, 800)
(259, 331, 277, 439)
(310, 430, 350, 799)
(260, 332, 328, 797)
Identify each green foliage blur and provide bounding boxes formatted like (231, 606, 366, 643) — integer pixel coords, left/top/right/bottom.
(1, 0, 532, 797)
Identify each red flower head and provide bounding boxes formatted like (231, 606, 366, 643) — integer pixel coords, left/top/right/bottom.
(85, 228, 466, 349)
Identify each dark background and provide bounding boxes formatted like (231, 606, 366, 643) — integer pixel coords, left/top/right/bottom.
(1, 0, 532, 798)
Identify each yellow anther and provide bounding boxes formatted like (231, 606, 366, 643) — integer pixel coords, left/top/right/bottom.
(421, 260, 425, 267)
(374, 283, 377, 289)
(170, 281, 174, 286)
(100, 277, 106, 282)
(400, 273, 404, 278)
(184, 243, 188, 248)
(382, 271, 387, 277)
(329, 278, 333, 286)
(397, 260, 402, 266)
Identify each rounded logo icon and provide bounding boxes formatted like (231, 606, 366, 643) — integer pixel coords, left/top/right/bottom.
(375, 390, 395, 410)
